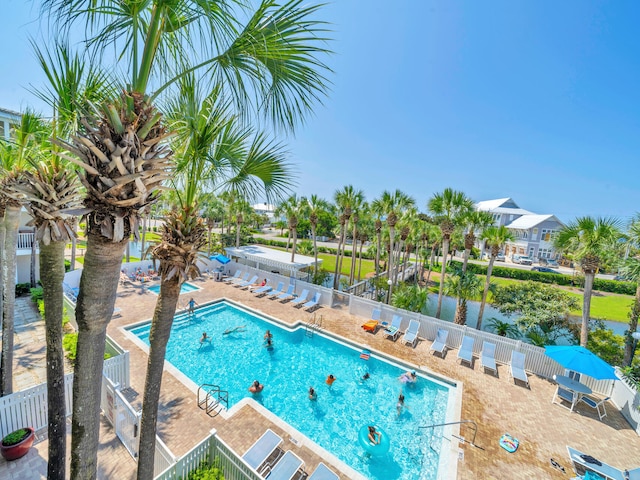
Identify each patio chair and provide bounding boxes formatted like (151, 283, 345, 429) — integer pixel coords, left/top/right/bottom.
(224, 270, 242, 283)
(383, 315, 403, 341)
(579, 395, 610, 421)
(236, 275, 259, 289)
(361, 308, 382, 333)
(290, 289, 310, 307)
(242, 429, 283, 473)
(307, 462, 339, 480)
(263, 450, 304, 480)
(230, 272, 250, 286)
(253, 281, 273, 296)
(402, 319, 420, 348)
(509, 351, 529, 387)
(267, 282, 286, 298)
(429, 329, 449, 357)
(480, 342, 498, 376)
(303, 292, 322, 312)
(457, 336, 475, 367)
(275, 285, 296, 302)
(568, 370, 582, 382)
(552, 381, 578, 411)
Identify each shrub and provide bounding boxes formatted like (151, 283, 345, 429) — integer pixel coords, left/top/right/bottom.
(185, 459, 225, 480)
(37, 299, 45, 317)
(15, 283, 32, 297)
(63, 333, 110, 362)
(2, 428, 31, 446)
(64, 259, 71, 272)
(30, 287, 44, 303)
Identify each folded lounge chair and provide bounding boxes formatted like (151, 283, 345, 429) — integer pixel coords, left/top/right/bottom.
(303, 292, 321, 312)
(383, 315, 403, 341)
(457, 336, 475, 367)
(264, 450, 304, 480)
(509, 351, 529, 387)
(402, 319, 420, 348)
(242, 429, 283, 473)
(236, 275, 259, 289)
(275, 285, 296, 302)
(307, 462, 340, 480)
(430, 328, 449, 357)
(480, 341, 497, 376)
(290, 289, 310, 307)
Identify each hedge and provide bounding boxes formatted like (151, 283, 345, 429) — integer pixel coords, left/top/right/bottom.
(253, 237, 376, 260)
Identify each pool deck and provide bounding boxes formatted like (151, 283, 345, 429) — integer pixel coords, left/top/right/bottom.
(3, 276, 640, 479)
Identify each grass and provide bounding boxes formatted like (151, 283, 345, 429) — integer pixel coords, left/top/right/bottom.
(315, 252, 376, 278)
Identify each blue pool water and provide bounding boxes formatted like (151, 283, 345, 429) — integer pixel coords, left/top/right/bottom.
(147, 282, 199, 295)
(128, 301, 452, 480)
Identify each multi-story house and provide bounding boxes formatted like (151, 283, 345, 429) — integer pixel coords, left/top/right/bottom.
(475, 198, 564, 261)
(0, 107, 21, 140)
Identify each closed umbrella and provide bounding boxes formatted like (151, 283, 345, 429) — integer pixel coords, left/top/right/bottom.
(545, 346, 617, 380)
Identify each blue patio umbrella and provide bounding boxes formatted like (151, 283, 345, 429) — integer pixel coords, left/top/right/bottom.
(210, 254, 230, 264)
(545, 345, 617, 380)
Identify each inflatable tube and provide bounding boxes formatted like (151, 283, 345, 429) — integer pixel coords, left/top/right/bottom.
(358, 426, 390, 456)
(499, 434, 519, 453)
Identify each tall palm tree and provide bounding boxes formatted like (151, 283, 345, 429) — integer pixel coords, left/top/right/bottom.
(41, 1, 331, 478)
(461, 210, 494, 273)
(554, 217, 623, 346)
(0, 110, 49, 397)
(277, 195, 308, 262)
(348, 198, 366, 285)
(307, 195, 331, 275)
(137, 76, 294, 478)
(477, 225, 514, 330)
(622, 214, 640, 366)
(443, 268, 483, 325)
(428, 188, 473, 318)
(333, 186, 363, 289)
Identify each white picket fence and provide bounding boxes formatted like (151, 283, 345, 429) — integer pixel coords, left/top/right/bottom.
(0, 353, 129, 439)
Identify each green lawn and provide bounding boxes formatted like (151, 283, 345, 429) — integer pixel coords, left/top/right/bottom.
(315, 252, 376, 278)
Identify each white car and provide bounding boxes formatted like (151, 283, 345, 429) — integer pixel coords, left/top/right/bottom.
(513, 255, 533, 265)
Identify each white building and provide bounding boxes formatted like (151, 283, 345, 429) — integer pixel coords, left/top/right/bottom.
(0, 107, 21, 140)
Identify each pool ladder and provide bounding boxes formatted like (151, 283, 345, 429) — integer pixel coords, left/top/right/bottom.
(305, 314, 323, 337)
(197, 384, 229, 417)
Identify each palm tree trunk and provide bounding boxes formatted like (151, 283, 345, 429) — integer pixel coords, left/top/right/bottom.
(623, 284, 640, 366)
(70, 233, 127, 480)
(337, 231, 347, 286)
(30, 229, 37, 287)
(311, 224, 318, 275)
(40, 241, 67, 480)
(207, 225, 213, 257)
(435, 238, 450, 319)
(357, 239, 364, 281)
(462, 247, 471, 273)
(235, 221, 241, 247)
(375, 230, 381, 297)
(426, 246, 436, 284)
(454, 300, 467, 325)
(333, 224, 344, 289)
(70, 218, 77, 271)
(349, 225, 357, 284)
(140, 215, 148, 260)
(477, 257, 495, 330)
(290, 228, 297, 263)
(581, 273, 595, 346)
(0, 206, 5, 344)
(137, 276, 181, 480)
(1, 203, 21, 396)
(388, 227, 395, 296)
(125, 241, 131, 263)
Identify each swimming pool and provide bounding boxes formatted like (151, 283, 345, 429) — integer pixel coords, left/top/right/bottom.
(128, 301, 454, 480)
(146, 282, 199, 295)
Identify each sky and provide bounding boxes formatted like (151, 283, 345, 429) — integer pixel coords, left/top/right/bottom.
(2, 0, 640, 223)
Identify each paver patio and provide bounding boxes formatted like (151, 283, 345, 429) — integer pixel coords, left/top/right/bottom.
(2, 276, 639, 479)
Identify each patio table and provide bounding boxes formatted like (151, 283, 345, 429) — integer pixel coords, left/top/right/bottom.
(554, 375, 592, 412)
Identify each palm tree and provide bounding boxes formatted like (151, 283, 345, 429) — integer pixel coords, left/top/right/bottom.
(333, 186, 363, 289)
(41, 1, 331, 477)
(443, 269, 483, 325)
(137, 76, 294, 478)
(554, 217, 623, 346)
(461, 210, 494, 273)
(278, 195, 308, 262)
(622, 214, 640, 366)
(486, 318, 521, 338)
(477, 225, 514, 330)
(0, 110, 49, 397)
(428, 188, 473, 318)
(307, 195, 331, 275)
(201, 195, 225, 256)
(348, 198, 367, 285)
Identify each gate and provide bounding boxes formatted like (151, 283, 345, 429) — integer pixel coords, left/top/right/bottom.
(115, 388, 141, 458)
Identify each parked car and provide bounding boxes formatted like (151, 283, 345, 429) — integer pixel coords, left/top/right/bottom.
(513, 255, 533, 265)
(546, 259, 559, 268)
(496, 253, 506, 262)
(532, 266, 561, 274)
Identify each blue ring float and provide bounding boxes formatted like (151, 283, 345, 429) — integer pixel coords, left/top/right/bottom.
(358, 426, 390, 456)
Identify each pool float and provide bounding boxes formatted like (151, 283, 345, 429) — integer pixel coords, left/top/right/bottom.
(358, 426, 390, 456)
(360, 349, 371, 360)
(499, 433, 519, 453)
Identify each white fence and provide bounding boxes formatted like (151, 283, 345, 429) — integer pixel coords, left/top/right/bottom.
(611, 369, 640, 435)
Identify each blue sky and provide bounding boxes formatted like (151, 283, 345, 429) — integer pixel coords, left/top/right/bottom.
(3, 1, 639, 222)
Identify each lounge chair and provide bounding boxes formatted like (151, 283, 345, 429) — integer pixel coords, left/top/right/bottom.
(303, 292, 322, 312)
(242, 429, 283, 473)
(263, 450, 304, 480)
(290, 289, 310, 307)
(224, 270, 242, 283)
(509, 351, 529, 387)
(402, 319, 420, 348)
(383, 315, 403, 341)
(457, 336, 475, 367)
(267, 282, 286, 298)
(255, 281, 278, 297)
(362, 308, 382, 333)
(230, 272, 249, 286)
(480, 342, 497, 376)
(429, 329, 449, 357)
(307, 462, 339, 480)
(236, 275, 258, 289)
(579, 395, 610, 420)
(275, 285, 296, 302)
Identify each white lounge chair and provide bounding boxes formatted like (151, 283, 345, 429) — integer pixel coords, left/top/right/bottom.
(303, 292, 321, 312)
(242, 429, 283, 473)
(253, 282, 274, 296)
(383, 315, 403, 341)
(429, 329, 449, 357)
(509, 351, 529, 387)
(264, 450, 304, 480)
(371, 308, 381, 321)
(275, 284, 296, 301)
(457, 336, 475, 367)
(224, 270, 242, 283)
(230, 272, 250, 286)
(236, 275, 258, 289)
(267, 282, 286, 298)
(480, 342, 497, 376)
(579, 395, 610, 420)
(307, 462, 339, 480)
(290, 289, 310, 307)
(402, 319, 420, 348)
